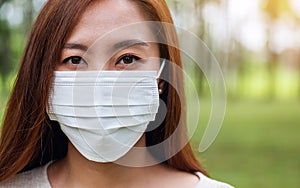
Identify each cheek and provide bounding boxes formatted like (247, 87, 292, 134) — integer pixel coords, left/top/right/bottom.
(56, 64, 67, 71)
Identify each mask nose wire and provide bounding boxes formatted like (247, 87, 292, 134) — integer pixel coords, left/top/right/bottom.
(156, 59, 166, 79)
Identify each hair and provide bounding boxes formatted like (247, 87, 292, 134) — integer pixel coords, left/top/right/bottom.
(0, 0, 207, 182)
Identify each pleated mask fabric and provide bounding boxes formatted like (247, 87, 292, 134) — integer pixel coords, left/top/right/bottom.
(47, 62, 165, 162)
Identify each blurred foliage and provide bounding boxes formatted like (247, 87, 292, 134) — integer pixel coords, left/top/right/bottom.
(0, 0, 300, 101)
(0, 0, 299, 188)
(263, 0, 292, 18)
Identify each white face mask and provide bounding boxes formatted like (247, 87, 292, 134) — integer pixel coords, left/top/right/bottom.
(47, 61, 165, 162)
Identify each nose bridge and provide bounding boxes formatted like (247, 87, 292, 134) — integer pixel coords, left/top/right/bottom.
(83, 42, 113, 71)
(87, 61, 112, 71)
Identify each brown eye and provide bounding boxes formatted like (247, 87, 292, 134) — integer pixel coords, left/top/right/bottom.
(116, 54, 141, 65)
(63, 56, 87, 65)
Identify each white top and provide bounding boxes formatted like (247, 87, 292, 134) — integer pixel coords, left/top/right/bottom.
(0, 163, 234, 188)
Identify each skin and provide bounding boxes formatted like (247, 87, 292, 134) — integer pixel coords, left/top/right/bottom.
(48, 0, 200, 187)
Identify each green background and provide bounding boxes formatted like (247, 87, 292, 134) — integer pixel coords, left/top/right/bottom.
(1, 0, 300, 187)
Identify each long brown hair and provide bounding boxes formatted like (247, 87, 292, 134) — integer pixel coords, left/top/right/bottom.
(0, 0, 207, 182)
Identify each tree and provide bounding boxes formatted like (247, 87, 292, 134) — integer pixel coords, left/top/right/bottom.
(0, 0, 12, 85)
(0, 0, 34, 86)
(262, 0, 293, 99)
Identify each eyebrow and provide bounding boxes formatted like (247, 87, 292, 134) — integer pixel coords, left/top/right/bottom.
(63, 39, 149, 53)
(112, 39, 149, 51)
(64, 43, 88, 51)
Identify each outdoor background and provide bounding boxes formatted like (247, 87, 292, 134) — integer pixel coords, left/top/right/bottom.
(0, 0, 299, 187)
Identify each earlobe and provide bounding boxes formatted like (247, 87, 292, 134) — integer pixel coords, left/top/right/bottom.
(158, 80, 165, 95)
(159, 88, 163, 95)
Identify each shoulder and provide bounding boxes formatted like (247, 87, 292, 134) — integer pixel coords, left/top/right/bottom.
(151, 165, 234, 188)
(0, 163, 52, 188)
(166, 171, 234, 188)
(195, 172, 234, 188)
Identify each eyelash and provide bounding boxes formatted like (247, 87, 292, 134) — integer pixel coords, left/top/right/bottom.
(116, 54, 142, 65)
(62, 56, 87, 65)
(62, 54, 142, 66)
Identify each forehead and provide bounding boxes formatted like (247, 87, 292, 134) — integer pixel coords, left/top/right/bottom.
(67, 0, 156, 46)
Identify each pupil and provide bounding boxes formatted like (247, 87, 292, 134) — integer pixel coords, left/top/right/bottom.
(123, 56, 133, 64)
(72, 57, 81, 64)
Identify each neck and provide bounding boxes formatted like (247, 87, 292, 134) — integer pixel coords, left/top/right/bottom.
(49, 135, 166, 187)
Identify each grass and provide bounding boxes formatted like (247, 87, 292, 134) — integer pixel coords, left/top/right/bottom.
(1, 83, 300, 187)
(191, 99, 300, 188)
(0, 73, 16, 124)
(0, 91, 8, 125)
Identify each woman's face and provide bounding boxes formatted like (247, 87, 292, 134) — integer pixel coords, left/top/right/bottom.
(56, 0, 160, 71)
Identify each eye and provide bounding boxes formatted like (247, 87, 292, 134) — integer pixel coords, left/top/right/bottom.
(62, 56, 87, 65)
(116, 54, 141, 65)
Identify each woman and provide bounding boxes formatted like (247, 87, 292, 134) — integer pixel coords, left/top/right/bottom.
(0, 0, 233, 187)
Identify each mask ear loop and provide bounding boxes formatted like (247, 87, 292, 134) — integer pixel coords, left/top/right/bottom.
(156, 59, 166, 79)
